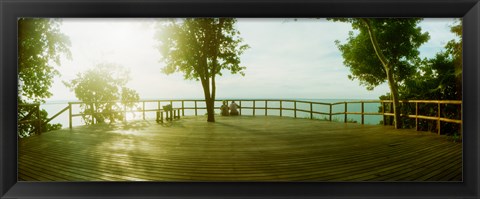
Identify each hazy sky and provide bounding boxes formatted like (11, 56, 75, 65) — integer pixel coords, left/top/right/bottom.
(48, 18, 458, 101)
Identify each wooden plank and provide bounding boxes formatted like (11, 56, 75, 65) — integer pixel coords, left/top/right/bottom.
(20, 156, 111, 181)
(342, 144, 460, 181)
(19, 160, 70, 181)
(290, 142, 455, 181)
(19, 116, 461, 182)
(424, 155, 462, 181)
(346, 112, 382, 115)
(381, 100, 461, 104)
(20, 152, 187, 181)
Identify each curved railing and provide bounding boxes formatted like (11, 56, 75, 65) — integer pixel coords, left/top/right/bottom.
(60, 99, 461, 136)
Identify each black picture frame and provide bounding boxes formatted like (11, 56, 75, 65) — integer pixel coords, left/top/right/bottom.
(1, 0, 479, 198)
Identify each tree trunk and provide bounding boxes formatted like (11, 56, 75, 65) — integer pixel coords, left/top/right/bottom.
(200, 78, 215, 122)
(205, 97, 215, 122)
(386, 68, 402, 128)
(210, 76, 216, 122)
(361, 18, 402, 129)
(203, 19, 223, 123)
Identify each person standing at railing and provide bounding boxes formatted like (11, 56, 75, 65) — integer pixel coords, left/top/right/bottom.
(220, 101, 229, 116)
(229, 101, 240, 116)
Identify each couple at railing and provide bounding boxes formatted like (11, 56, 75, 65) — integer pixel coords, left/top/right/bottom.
(220, 101, 240, 116)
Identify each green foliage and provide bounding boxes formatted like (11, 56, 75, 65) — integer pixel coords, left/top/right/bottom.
(445, 19, 463, 100)
(383, 20, 463, 137)
(121, 87, 140, 107)
(64, 63, 140, 125)
(401, 54, 459, 100)
(18, 18, 71, 103)
(39, 109, 63, 132)
(18, 106, 62, 138)
(18, 18, 71, 137)
(446, 20, 462, 72)
(156, 18, 249, 80)
(155, 18, 249, 122)
(376, 20, 462, 137)
(329, 18, 429, 129)
(331, 18, 429, 90)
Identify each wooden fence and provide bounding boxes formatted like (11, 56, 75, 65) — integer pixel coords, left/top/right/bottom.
(19, 99, 462, 136)
(18, 99, 463, 137)
(380, 100, 462, 135)
(18, 103, 42, 135)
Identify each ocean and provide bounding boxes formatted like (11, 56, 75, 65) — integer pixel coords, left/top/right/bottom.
(41, 99, 383, 128)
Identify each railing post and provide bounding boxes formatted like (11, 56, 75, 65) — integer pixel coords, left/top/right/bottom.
(158, 100, 162, 120)
(253, 100, 256, 116)
(294, 101, 297, 118)
(382, 102, 386, 125)
(329, 104, 332, 121)
(194, 100, 197, 116)
(239, 101, 242, 115)
(182, 101, 185, 116)
(265, 100, 268, 116)
(390, 102, 394, 125)
(142, 101, 145, 120)
(170, 109, 173, 121)
(280, 100, 283, 117)
(415, 102, 418, 131)
(69, 103, 72, 129)
(310, 102, 313, 119)
(361, 102, 364, 125)
(344, 102, 347, 123)
(437, 103, 441, 135)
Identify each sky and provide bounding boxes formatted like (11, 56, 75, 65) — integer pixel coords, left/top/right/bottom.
(47, 18, 458, 102)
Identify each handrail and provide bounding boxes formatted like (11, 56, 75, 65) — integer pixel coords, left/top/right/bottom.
(45, 105, 70, 124)
(380, 100, 462, 135)
(62, 99, 462, 136)
(18, 103, 41, 135)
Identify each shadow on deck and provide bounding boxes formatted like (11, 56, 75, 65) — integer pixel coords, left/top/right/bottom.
(18, 116, 462, 181)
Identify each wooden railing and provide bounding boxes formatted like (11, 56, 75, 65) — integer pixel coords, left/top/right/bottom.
(18, 103, 70, 136)
(63, 99, 462, 136)
(18, 103, 42, 135)
(380, 100, 462, 135)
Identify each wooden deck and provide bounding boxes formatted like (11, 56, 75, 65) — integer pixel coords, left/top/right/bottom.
(18, 116, 462, 181)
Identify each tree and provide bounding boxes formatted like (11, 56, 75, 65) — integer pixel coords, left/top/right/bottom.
(401, 54, 459, 100)
(445, 19, 462, 100)
(64, 63, 140, 125)
(388, 20, 462, 136)
(18, 18, 71, 103)
(18, 18, 71, 137)
(155, 18, 249, 122)
(330, 18, 430, 128)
